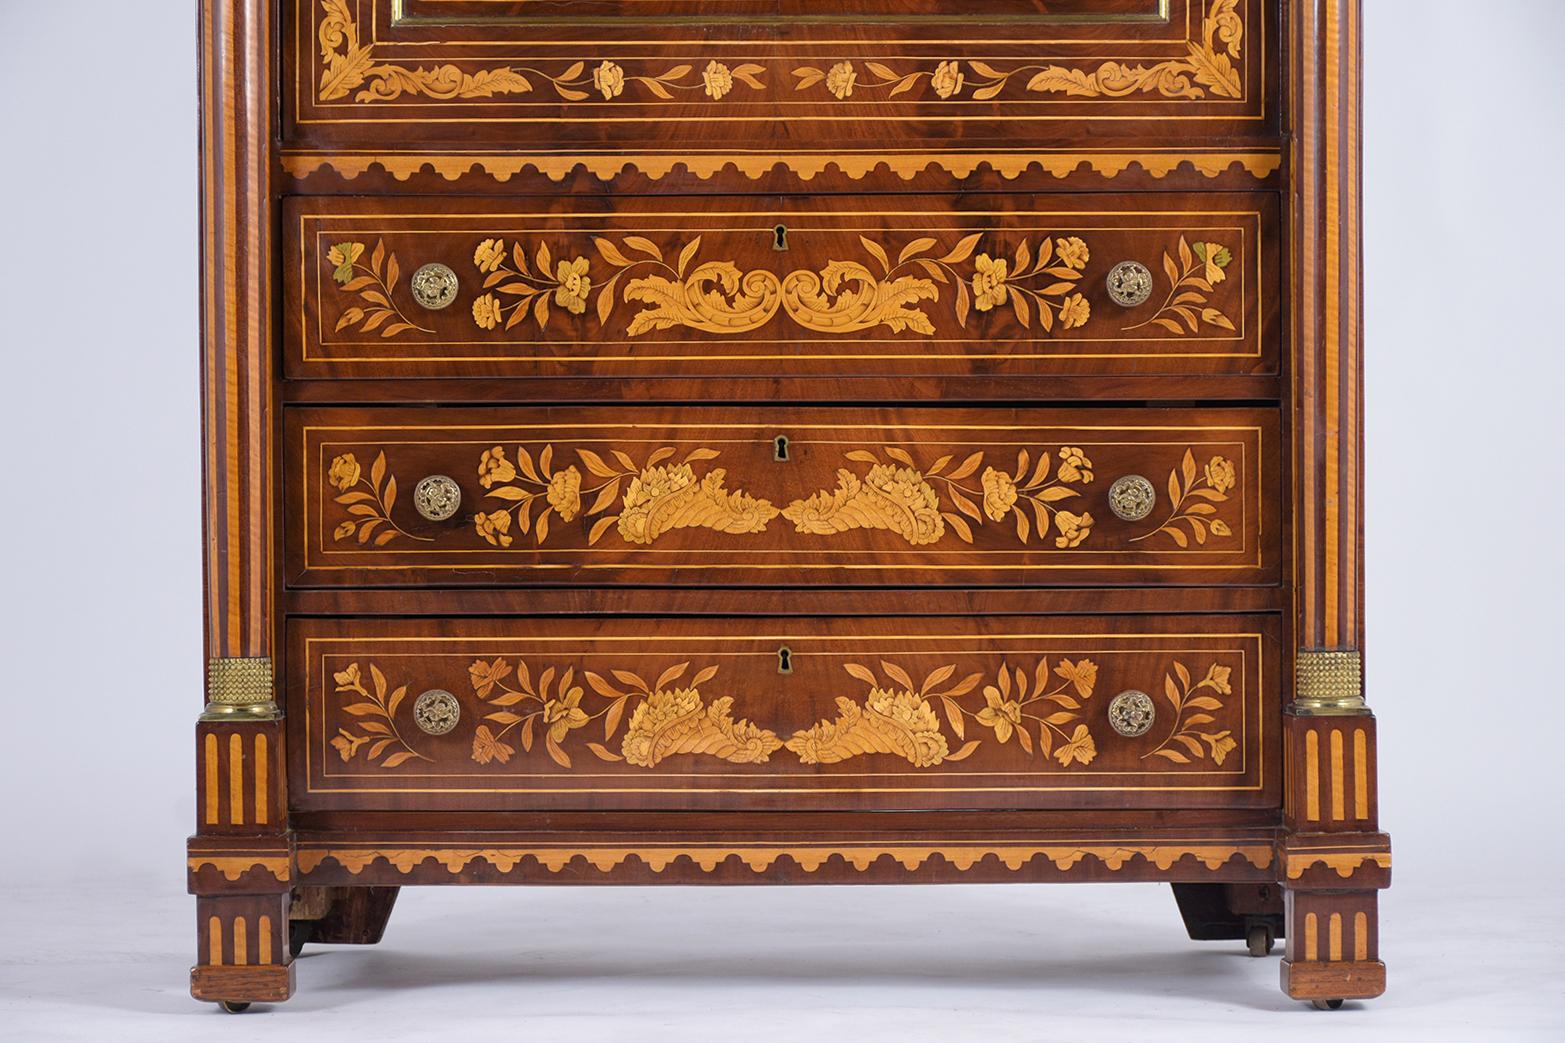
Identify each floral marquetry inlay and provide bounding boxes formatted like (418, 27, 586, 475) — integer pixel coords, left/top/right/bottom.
(320, 651, 1246, 776)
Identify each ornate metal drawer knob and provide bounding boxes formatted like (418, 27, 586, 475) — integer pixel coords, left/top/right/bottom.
(1106, 260, 1154, 308)
(413, 475, 462, 521)
(413, 690, 461, 735)
(1108, 474, 1157, 522)
(1108, 690, 1156, 738)
(410, 263, 460, 311)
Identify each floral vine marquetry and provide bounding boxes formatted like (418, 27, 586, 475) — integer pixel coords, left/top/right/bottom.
(328, 451, 433, 546)
(1144, 661, 1238, 766)
(327, 240, 432, 338)
(783, 445, 1095, 547)
(294, 841, 1276, 878)
(787, 657, 1099, 769)
(329, 663, 433, 768)
(467, 658, 780, 769)
(475, 443, 775, 548)
(1130, 449, 1238, 548)
(467, 233, 1091, 338)
(318, 1, 765, 104)
(1122, 237, 1237, 335)
(792, 0, 1242, 103)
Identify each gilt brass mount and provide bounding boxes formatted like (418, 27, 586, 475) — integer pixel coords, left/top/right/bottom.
(201, 657, 280, 721)
(1293, 650, 1367, 715)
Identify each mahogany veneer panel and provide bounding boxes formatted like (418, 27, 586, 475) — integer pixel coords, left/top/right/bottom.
(285, 192, 1277, 380)
(286, 405, 1279, 588)
(288, 613, 1280, 812)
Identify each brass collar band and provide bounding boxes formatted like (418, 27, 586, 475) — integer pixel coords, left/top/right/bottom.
(202, 657, 281, 721)
(1292, 650, 1365, 716)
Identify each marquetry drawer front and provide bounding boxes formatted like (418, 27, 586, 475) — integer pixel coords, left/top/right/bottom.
(288, 614, 1280, 812)
(286, 406, 1279, 588)
(287, 1, 1272, 151)
(283, 192, 1277, 380)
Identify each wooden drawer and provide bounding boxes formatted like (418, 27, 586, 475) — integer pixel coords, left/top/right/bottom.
(286, 1, 1273, 151)
(283, 192, 1277, 381)
(288, 614, 1280, 812)
(286, 405, 1280, 588)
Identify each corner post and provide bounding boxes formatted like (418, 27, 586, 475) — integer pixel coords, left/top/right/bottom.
(1282, 0, 1388, 1007)
(192, 0, 289, 1010)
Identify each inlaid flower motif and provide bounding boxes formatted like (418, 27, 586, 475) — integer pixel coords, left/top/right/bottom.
(477, 446, 516, 489)
(474, 238, 507, 274)
(1196, 242, 1233, 285)
(1059, 292, 1091, 329)
(330, 729, 367, 762)
(826, 61, 857, 99)
(593, 60, 625, 99)
(543, 688, 590, 743)
(1054, 724, 1097, 767)
(554, 257, 592, 315)
(864, 464, 945, 545)
(1054, 510, 1093, 549)
(703, 60, 734, 100)
(468, 658, 511, 700)
(1204, 663, 1233, 696)
(971, 254, 1010, 311)
(328, 453, 361, 491)
(1205, 730, 1237, 765)
(471, 724, 515, 765)
(866, 688, 948, 767)
(333, 663, 362, 689)
(1055, 658, 1098, 699)
(473, 293, 502, 330)
(333, 520, 356, 541)
(980, 466, 1019, 521)
(618, 463, 697, 545)
(474, 509, 514, 548)
(1210, 519, 1232, 537)
(931, 60, 964, 99)
(621, 687, 701, 767)
(546, 466, 583, 521)
(328, 242, 364, 284)
(1056, 446, 1094, 484)
(1205, 455, 1236, 494)
(1056, 236, 1091, 271)
(976, 687, 1023, 743)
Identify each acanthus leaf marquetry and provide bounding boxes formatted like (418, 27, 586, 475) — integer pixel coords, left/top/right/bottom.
(287, 406, 1276, 589)
(286, 194, 1274, 380)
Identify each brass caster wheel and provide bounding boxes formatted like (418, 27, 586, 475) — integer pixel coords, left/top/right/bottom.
(1311, 999, 1345, 1011)
(1245, 924, 1275, 957)
(219, 1001, 251, 1014)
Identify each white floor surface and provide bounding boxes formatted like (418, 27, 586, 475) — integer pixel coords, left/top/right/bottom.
(2, 877, 1561, 1041)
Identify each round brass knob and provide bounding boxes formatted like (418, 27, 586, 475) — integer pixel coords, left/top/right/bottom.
(413, 475, 462, 521)
(1106, 260, 1154, 308)
(410, 263, 460, 311)
(1108, 474, 1156, 522)
(1108, 690, 1156, 738)
(413, 689, 461, 735)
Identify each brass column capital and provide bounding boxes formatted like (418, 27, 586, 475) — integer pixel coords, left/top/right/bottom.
(202, 657, 280, 721)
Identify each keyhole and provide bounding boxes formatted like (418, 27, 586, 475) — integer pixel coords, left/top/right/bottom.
(773, 224, 789, 251)
(774, 435, 790, 461)
(777, 647, 793, 674)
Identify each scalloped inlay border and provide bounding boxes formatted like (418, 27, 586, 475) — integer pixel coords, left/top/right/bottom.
(279, 151, 1283, 185)
(296, 842, 1275, 876)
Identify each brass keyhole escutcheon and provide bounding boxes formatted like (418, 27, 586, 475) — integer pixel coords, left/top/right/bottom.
(774, 435, 790, 461)
(777, 647, 793, 674)
(773, 224, 789, 251)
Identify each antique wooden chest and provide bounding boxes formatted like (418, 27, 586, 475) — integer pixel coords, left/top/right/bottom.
(190, 0, 1387, 1010)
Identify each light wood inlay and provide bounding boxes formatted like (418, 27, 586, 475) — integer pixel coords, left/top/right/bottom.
(1330, 728, 1345, 821)
(233, 916, 248, 966)
(255, 733, 269, 825)
(203, 733, 219, 825)
(208, 916, 223, 967)
(1353, 728, 1368, 819)
(259, 915, 273, 965)
(1329, 912, 1343, 961)
(228, 733, 244, 825)
(1304, 912, 1318, 961)
(1305, 729, 1320, 822)
(1354, 911, 1368, 961)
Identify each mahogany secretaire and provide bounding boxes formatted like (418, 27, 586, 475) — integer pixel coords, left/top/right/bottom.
(190, 0, 1387, 1011)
